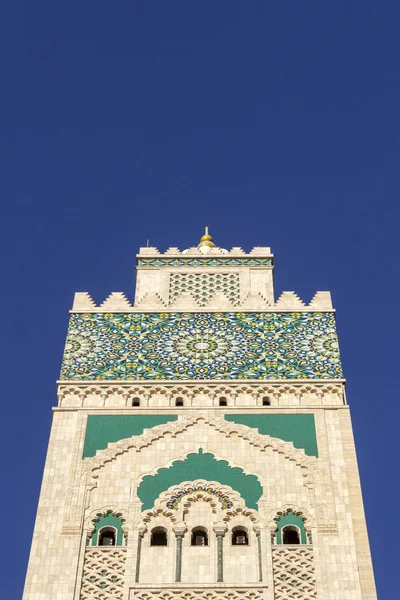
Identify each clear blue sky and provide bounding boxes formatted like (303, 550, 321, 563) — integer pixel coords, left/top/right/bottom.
(1, 2, 398, 597)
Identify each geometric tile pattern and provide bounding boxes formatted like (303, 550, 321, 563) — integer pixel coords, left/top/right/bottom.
(80, 547, 126, 600)
(272, 546, 316, 600)
(132, 590, 265, 600)
(169, 273, 240, 306)
(60, 312, 342, 380)
(138, 257, 272, 267)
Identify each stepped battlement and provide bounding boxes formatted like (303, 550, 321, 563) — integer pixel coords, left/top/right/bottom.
(71, 290, 333, 312)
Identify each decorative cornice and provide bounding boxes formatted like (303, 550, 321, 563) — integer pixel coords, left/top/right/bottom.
(57, 381, 345, 405)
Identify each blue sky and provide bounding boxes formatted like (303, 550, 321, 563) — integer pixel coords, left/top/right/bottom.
(1, 2, 399, 597)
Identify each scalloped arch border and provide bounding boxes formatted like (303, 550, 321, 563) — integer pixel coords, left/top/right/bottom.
(140, 479, 260, 527)
(267, 504, 315, 532)
(137, 450, 263, 510)
(83, 412, 316, 484)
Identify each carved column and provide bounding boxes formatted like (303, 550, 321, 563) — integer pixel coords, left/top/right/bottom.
(265, 524, 275, 600)
(213, 524, 227, 583)
(173, 524, 187, 583)
(135, 526, 146, 583)
(254, 526, 262, 582)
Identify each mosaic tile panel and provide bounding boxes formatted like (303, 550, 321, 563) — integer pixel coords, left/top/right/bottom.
(138, 257, 272, 267)
(169, 272, 240, 306)
(60, 312, 342, 380)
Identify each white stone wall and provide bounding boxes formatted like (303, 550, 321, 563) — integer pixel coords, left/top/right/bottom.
(23, 397, 377, 600)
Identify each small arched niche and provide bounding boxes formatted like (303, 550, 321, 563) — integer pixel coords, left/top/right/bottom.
(231, 526, 249, 546)
(150, 526, 168, 546)
(98, 526, 116, 546)
(282, 525, 300, 545)
(191, 526, 208, 546)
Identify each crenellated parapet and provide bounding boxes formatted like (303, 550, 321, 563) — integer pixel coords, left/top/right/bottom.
(70, 235, 333, 312)
(71, 290, 333, 311)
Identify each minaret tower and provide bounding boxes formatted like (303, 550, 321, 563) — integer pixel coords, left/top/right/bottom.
(23, 231, 377, 600)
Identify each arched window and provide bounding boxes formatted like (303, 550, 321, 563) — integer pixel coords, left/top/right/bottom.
(98, 527, 116, 546)
(219, 397, 227, 407)
(132, 397, 140, 407)
(232, 527, 249, 545)
(262, 396, 270, 406)
(282, 525, 300, 545)
(150, 527, 168, 546)
(274, 510, 307, 545)
(92, 512, 124, 547)
(191, 527, 208, 546)
(175, 397, 184, 407)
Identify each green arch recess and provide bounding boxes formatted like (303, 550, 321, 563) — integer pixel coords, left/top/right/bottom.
(91, 512, 124, 546)
(276, 511, 307, 544)
(138, 449, 262, 510)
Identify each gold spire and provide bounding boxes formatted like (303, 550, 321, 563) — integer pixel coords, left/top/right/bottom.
(198, 226, 215, 248)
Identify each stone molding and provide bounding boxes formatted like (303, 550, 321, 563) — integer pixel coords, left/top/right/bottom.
(57, 381, 345, 408)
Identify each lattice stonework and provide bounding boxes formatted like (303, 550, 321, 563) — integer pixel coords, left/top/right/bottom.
(131, 589, 265, 600)
(80, 547, 127, 600)
(272, 546, 317, 600)
(169, 272, 241, 306)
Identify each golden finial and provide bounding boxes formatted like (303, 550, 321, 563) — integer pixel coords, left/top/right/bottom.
(198, 226, 215, 248)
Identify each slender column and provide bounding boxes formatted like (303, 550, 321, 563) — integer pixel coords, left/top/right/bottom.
(173, 524, 187, 583)
(175, 534, 184, 582)
(255, 527, 262, 582)
(213, 524, 227, 583)
(216, 534, 224, 582)
(135, 528, 146, 583)
(265, 526, 275, 600)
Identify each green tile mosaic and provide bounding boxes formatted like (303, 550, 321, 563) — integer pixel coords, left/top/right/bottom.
(83, 415, 178, 458)
(224, 414, 318, 456)
(61, 312, 342, 381)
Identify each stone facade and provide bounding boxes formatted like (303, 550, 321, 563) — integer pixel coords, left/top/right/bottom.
(23, 235, 377, 600)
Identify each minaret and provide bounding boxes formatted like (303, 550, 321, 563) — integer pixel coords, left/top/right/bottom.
(23, 232, 377, 600)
